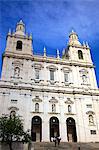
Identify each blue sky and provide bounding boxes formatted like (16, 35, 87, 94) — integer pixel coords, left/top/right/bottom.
(0, 0, 99, 86)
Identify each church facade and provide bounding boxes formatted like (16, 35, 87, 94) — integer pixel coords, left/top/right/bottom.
(0, 20, 99, 142)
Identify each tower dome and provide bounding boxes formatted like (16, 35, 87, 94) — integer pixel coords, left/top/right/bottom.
(68, 30, 81, 46)
(15, 20, 25, 36)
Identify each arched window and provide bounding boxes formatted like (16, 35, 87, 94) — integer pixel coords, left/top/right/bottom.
(35, 103, 39, 112)
(78, 50, 83, 59)
(89, 115, 94, 125)
(68, 105, 72, 113)
(16, 41, 22, 50)
(10, 110, 16, 118)
(14, 67, 20, 77)
(82, 74, 87, 82)
(52, 104, 56, 112)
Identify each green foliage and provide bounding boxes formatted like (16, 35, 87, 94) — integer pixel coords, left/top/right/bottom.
(0, 114, 31, 143)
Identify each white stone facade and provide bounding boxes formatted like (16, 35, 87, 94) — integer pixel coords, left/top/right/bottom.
(0, 20, 99, 142)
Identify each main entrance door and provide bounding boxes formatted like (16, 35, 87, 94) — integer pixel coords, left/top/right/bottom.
(31, 116, 42, 142)
(66, 117, 77, 142)
(50, 117, 59, 141)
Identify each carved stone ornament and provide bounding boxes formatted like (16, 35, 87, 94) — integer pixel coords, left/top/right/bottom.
(86, 111, 95, 115)
(32, 96, 42, 102)
(61, 67, 71, 72)
(79, 69, 88, 75)
(65, 98, 74, 104)
(46, 65, 58, 71)
(8, 106, 19, 111)
(49, 97, 58, 103)
(32, 63, 44, 70)
(12, 60, 23, 67)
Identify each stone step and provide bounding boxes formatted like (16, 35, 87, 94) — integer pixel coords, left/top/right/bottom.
(31, 142, 99, 150)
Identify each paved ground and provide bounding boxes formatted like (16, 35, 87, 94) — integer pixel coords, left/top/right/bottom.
(0, 142, 99, 150)
(32, 142, 99, 150)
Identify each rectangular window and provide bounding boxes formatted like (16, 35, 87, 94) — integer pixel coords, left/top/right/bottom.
(86, 104, 92, 108)
(90, 130, 96, 134)
(35, 70, 39, 79)
(50, 70, 54, 81)
(64, 73, 68, 82)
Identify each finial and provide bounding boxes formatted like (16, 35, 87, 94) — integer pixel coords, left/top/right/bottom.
(19, 19, 24, 24)
(57, 49, 60, 59)
(72, 29, 74, 33)
(62, 49, 65, 56)
(29, 33, 32, 40)
(86, 41, 89, 48)
(26, 33, 28, 38)
(83, 41, 86, 47)
(43, 47, 46, 57)
(8, 28, 11, 35)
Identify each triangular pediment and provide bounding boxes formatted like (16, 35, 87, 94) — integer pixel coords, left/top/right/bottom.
(65, 99, 74, 104)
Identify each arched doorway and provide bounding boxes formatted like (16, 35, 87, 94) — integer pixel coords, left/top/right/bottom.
(49, 117, 59, 141)
(66, 117, 77, 142)
(31, 116, 42, 142)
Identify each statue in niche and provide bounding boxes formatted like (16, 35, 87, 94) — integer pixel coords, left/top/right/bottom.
(89, 115, 94, 125)
(14, 67, 20, 77)
(68, 105, 72, 113)
(52, 104, 56, 112)
(82, 74, 87, 82)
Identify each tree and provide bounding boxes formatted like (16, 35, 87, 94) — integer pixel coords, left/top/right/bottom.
(0, 114, 31, 150)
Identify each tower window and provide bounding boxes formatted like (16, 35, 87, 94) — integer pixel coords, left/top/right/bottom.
(16, 41, 22, 50)
(64, 73, 69, 82)
(50, 70, 54, 81)
(35, 69, 39, 79)
(78, 50, 83, 59)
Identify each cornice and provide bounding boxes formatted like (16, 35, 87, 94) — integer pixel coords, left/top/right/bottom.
(0, 82, 99, 96)
(4, 51, 94, 68)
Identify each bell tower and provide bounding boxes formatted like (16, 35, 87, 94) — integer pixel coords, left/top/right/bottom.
(62, 30, 93, 64)
(5, 20, 33, 56)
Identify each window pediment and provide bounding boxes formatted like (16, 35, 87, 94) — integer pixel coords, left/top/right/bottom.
(32, 63, 43, 70)
(46, 65, 58, 71)
(79, 69, 88, 74)
(12, 60, 23, 67)
(8, 106, 19, 111)
(32, 96, 42, 102)
(65, 98, 74, 104)
(86, 111, 95, 115)
(49, 97, 58, 103)
(61, 67, 71, 72)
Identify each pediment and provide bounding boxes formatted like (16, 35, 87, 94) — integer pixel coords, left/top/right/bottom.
(86, 111, 95, 115)
(65, 99, 74, 104)
(79, 69, 88, 74)
(61, 67, 71, 72)
(32, 96, 42, 102)
(46, 65, 58, 71)
(49, 97, 58, 103)
(32, 63, 43, 69)
(12, 60, 23, 67)
(8, 106, 19, 111)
